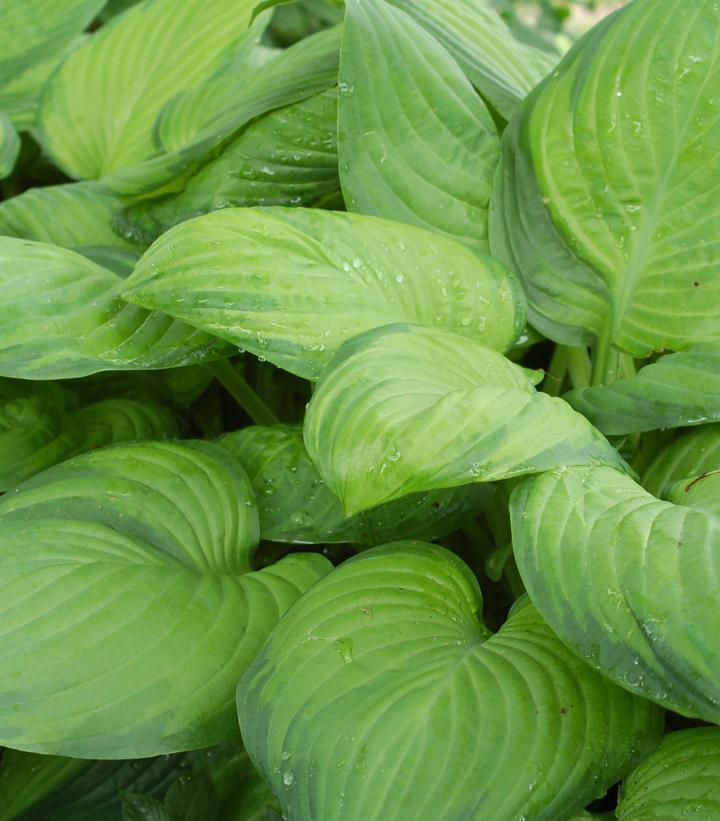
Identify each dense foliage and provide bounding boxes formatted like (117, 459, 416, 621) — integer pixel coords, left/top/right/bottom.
(0, 0, 718, 818)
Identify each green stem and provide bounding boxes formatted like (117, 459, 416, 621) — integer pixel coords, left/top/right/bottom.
(543, 345, 568, 396)
(565, 346, 592, 390)
(590, 331, 612, 386)
(209, 360, 279, 426)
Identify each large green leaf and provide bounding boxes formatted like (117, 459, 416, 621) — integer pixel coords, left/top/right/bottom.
(118, 89, 340, 244)
(104, 25, 342, 197)
(0, 181, 141, 252)
(338, 0, 499, 253)
(0, 747, 191, 821)
(218, 424, 488, 544)
(387, 0, 557, 119)
(38, 0, 258, 179)
(304, 323, 624, 515)
(616, 728, 720, 819)
(512, 463, 720, 722)
(491, 0, 720, 376)
(641, 424, 720, 497)
(565, 346, 720, 434)
(0, 441, 331, 757)
(239, 543, 662, 821)
(0, 112, 20, 180)
(122, 208, 524, 380)
(0, 0, 104, 128)
(0, 238, 230, 379)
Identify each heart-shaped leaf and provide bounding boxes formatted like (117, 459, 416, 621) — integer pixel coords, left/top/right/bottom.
(565, 346, 720, 434)
(239, 543, 662, 821)
(641, 424, 720, 497)
(38, 0, 259, 180)
(218, 424, 488, 544)
(119, 89, 340, 244)
(616, 728, 720, 819)
(0, 0, 104, 128)
(512, 463, 720, 722)
(304, 323, 624, 515)
(338, 0, 499, 252)
(387, 0, 557, 119)
(122, 209, 524, 380)
(0, 441, 331, 757)
(491, 0, 720, 376)
(0, 238, 230, 378)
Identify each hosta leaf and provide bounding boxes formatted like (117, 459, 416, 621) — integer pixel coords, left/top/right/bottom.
(0, 747, 190, 821)
(0, 238, 230, 379)
(38, 0, 258, 180)
(491, 0, 720, 363)
(123, 208, 524, 380)
(218, 425, 488, 544)
(0, 112, 20, 179)
(338, 0, 499, 252)
(0, 441, 331, 757)
(616, 728, 720, 819)
(0, 181, 141, 251)
(0, 0, 104, 128)
(106, 25, 342, 197)
(304, 323, 624, 515)
(239, 543, 662, 821)
(565, 347, 720, 434)
(641, 424, 720, 497)
(388, 0, 557, 119)
(119, 89, 340, 244)
(512, 464, 720, 722)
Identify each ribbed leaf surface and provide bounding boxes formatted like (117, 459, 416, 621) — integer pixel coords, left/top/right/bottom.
(239, 543, 662, 821)
(0, 441, 331, 757)
(304, 324, 624, 514)
(641, 425, 720, 497)
(0, 112, 20, 179)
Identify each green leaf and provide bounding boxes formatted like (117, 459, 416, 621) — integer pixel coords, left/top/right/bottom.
(616, 728, 720, 819)
(304, 323, 624, 515)
(218, 424, 489, 544)
(490, 0, 720, 369)
(118, 89, 340, 244)
(512, 463, 720, 722)
(0, 112, 20, 180)
(38, 0, 259, 179)
(0, 181, 142, 251)
(0, 238, 231, 379)
(0, 441, 331, 757)
(104, 25, 342, 196)
(387, 0, 557, 119)
(565, 347, 720, 434)
(338, 0, 499, 253)
(238, 543, 662, 821)
(122, 794, 171, 821)
(0, 0, 104, 129)
(122, 208, 524, 380)
(641, 424, 720, 497)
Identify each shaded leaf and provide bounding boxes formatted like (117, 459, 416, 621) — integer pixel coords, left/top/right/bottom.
(641, 424, 720, 497)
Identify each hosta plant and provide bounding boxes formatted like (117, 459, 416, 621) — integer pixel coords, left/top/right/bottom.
(0, 0, 719, 818)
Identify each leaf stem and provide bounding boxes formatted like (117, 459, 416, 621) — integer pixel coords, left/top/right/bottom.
(209, 360, 279, 426)
(542, 345, 568, 396)
(565, 346, 592, 389)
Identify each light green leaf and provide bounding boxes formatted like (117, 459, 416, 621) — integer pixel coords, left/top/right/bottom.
(105, 25, 342, 196)
(0, 238, 231, 379)
(338, 0, 499, 253)
(616, 728, 720, 819)
(38, 0, 259, 179)
(239, 543, 662, 821)
(641, 424, 720, 497)
(118, 89, 340, 244)
(0, 181, 141, 251)
(0, 441, 331, 757)
(565, 346, 720, 434)
(490, 0, 720, 370)
(304, 323, 624, 515)
(218, 424, 488, 544)
(122, 208, 524, 380)
(512, 463, 720, 722)
(0, 0, 104, 128)
(388, 0, 557, 119)
(0, 112, 20, 179)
